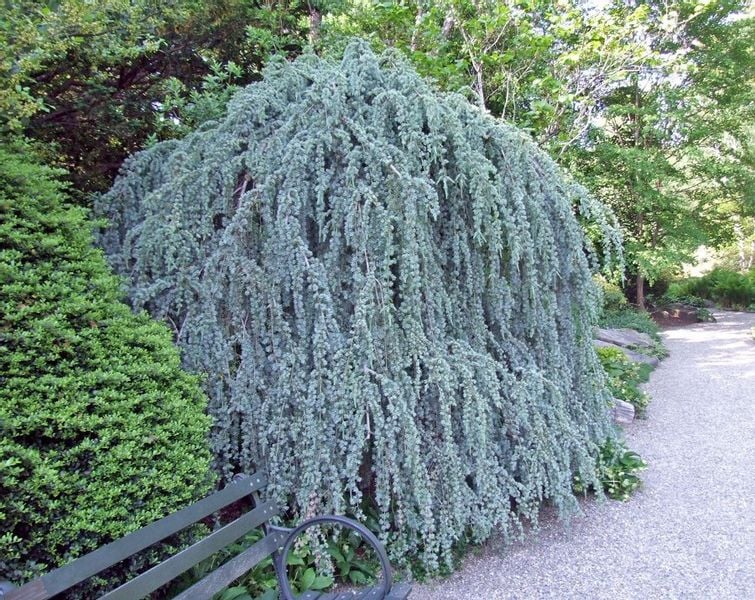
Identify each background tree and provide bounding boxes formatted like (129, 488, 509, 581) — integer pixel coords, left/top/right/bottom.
(573, 0, 754, 306)
(0, 0, 315, 192)
(323, 0, 755, 302)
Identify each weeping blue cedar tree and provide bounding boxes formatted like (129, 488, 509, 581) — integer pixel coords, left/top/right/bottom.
(97, 41, 622, 572)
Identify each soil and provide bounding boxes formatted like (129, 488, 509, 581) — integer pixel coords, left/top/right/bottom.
(650, 303, 701, 328)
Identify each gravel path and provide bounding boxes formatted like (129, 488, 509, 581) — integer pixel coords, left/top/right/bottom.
(411, 311, 755, 599)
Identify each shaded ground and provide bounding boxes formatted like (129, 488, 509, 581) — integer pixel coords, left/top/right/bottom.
(651, 303, 702, 328)
(411, 311, 755, 599)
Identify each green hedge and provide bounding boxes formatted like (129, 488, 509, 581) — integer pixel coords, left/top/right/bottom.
(0, 144, 214, 588)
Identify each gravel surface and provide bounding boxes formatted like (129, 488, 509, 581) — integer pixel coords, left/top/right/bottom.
(411, 311, 755, 600)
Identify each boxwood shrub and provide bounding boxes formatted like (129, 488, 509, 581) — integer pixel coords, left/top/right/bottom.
(0, 144, 214, 588)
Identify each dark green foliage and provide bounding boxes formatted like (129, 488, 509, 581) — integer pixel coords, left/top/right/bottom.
(0, 144, 213, 586)
(595, 347, 651, 417)
(670, 268, 755, 310)
(1, 1, 316, 192)
(657, 287, 707, 308)
(573, 439, 645, 501)
(98, 42, 622, 572)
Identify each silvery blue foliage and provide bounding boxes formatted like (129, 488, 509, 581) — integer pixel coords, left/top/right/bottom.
(98, 41, 622, 571)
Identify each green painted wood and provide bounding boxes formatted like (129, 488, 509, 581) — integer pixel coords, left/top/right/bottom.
(101, 500, 278, 600)
(172, 531, 286, 600)
(4, 473, 266, 600)
(320, 587, 382, 599)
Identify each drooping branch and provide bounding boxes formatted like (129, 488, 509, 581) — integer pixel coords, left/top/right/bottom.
(98, 41, 622, 573)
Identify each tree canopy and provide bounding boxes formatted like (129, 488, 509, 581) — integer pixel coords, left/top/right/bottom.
(3, 1, 751, 286)
(322, 0, 755, 301)
(0, 0, 314, 191)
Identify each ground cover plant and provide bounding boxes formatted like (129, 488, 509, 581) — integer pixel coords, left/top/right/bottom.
(0, 144, 213, 589)
(595, 347, 651, 417)
(599, 307, 661, 342)
(171, 520, 381, 600)
(98, 41, 623, 573)
(573, 439, 646, 501)
(594, 277, 629, 313)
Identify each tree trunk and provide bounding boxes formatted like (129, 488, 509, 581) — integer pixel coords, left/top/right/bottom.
(636, 272, 646, 311)
(734, 219, 746, 271)
(473, 61, 486, 111)
(442, 11, 455, 38)
(309, 7, 322, 45)
(632, 75, 646, 313)
(635, 184, 645, 311)
(410, 4, 424, 51)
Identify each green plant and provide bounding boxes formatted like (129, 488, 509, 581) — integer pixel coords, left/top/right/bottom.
(596, 346, 651, 416)
(1, 1, 317, 192)
(215, 587, 255, 600)
(670, 268, 755, 310)
(168, 528, 271, 598)
(658, 283, 707, 308)
(173, 521, 386, 600)
(97, 41, 621, 573)
(707, 270, 753, 308)
(326, 529, 378, 588)
(0, 144, 213, 590)
(695, 307, 716, 322)
(599, 308, 661, 341)
(595, 275, 629, 312)
(573, 439, 646, 501)
(226, 534, 335, 599)
(278, 537, 336, 596)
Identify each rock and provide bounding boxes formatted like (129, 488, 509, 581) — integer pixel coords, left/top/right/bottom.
(652, 303, 701, 323)
(594, 339, 660, 367)
(624, 348, 660, 368)
(595, 327, 654, 349)
(612, 399, 635, 424)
